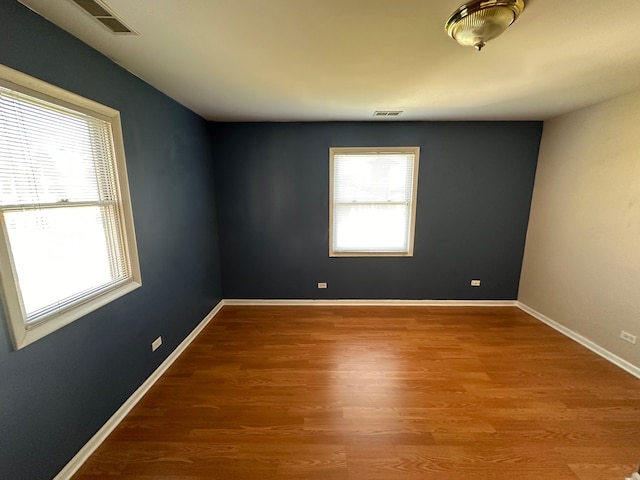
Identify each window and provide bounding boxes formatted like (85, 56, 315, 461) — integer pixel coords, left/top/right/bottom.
(329, 147, 420, 256)
(0, 65, 141, 350)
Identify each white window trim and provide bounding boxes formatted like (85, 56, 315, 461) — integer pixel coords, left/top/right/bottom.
(0, 64, 141, 350)
(329, 146, 420, 257)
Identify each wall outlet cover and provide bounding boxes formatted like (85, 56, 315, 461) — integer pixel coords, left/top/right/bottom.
(152, 336, 162, 351)
(620, 331, 637, 344)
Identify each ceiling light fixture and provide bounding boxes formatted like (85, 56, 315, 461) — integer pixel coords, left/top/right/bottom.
(446, 0, 525, 51)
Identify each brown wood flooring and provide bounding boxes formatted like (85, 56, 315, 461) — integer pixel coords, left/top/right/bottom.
(73, 306, 640, 479)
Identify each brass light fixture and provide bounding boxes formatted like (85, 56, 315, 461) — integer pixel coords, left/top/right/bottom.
(446, 0, 525, 51)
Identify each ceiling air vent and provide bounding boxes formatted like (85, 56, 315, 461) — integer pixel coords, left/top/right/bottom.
(71, 0, 137, 34)
(373, 111, 403, 117)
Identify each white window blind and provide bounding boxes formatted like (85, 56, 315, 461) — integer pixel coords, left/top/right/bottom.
(0, 65, 140, 349)
(330, 148, 419, 256)
(0, 86, 130, 326)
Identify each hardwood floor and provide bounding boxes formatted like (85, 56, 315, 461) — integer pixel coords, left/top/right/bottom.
(73, 306, 640, 479)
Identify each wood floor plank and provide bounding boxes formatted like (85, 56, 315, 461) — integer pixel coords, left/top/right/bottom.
(72, 306, 640, 479)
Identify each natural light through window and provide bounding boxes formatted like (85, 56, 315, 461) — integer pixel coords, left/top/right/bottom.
(0, 65, 140, 349)
(329, 147, 419, 256)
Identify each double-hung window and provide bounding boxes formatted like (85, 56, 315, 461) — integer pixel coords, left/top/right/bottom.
(0, 65, 141, 349)
(329, 147, 420, 256)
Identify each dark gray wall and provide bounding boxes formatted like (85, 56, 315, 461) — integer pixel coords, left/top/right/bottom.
(0, 2, 223, 479)
(212, 122, 542, 300)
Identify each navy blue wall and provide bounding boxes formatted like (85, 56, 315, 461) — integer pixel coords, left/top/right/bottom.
(212, 122, 541, 300)
(0, 2, 222, 479)
(0, 1, 543, 477)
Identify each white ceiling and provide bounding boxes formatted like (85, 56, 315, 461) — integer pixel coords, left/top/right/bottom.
(18, 0, 640, 121)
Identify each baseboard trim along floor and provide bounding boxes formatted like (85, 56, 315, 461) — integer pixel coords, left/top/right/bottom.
(517, 302, 640, 380)
(223, 299, 518, 307)
(53, 300, 225, 480)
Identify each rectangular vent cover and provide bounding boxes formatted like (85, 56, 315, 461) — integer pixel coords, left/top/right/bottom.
(373, 111, 403, 117)
(71, 0, 137, 34)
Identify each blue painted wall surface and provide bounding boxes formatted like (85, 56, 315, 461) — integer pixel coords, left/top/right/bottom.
(0, 2, 223, 479)
(212, 122, 542, 300)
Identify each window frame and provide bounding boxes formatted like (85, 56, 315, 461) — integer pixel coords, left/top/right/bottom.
(329, 146, 420, 257)
(0, 64, 141, 350)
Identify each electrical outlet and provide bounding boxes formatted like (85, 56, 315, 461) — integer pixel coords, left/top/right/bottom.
(620, 331, 637, 345)
(152, 336, 162, 351)
(317, 282, 327, 289)
(470, 279, 481, 287)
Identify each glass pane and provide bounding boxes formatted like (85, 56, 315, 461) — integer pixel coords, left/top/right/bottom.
(334, 154, 414, 203)
(333, 204, 410, 252)
(0, 91, 112, 205)
(4, 206, 119, 319)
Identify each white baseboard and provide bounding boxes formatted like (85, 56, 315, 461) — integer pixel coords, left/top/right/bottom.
(53, 300, 225, 480)
(223, 299, 518, 307)
(517, 302, 640, 380)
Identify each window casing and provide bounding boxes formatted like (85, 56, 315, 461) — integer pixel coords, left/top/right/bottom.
(329, 147, 420, 257)
(0, 65, 141, 350)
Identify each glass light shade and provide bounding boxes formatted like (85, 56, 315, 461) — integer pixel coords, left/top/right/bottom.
(446, 0, 525, 51)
